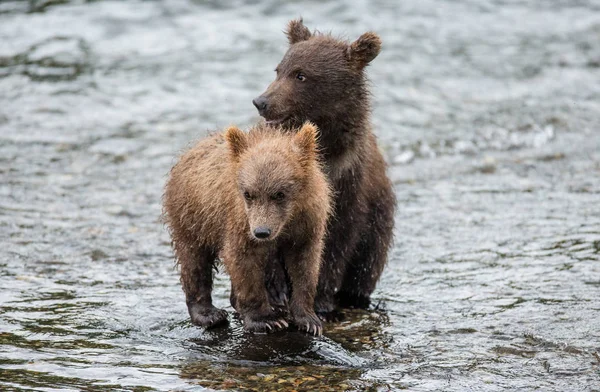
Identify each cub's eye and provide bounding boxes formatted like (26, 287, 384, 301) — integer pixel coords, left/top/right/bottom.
(296, 72, 306, 82)
(272, 192, 285, 201)
(243, 192, 252, 201)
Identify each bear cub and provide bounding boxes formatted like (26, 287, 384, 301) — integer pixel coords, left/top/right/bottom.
(253, 19, 396, 319)
(163, 122, 331, 335)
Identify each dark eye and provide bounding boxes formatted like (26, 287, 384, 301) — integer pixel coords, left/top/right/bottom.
(272, 192, 285, 201)
(243, 192, 252, 201)
(296, 72, 306, 82)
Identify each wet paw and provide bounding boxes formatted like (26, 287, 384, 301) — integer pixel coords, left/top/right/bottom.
(188, 303, 228, 329)
(271, 303, 290, 320)
(335, 292, 371, 309)
(293, 311, 323, 336)
(243, 316, 289, 333)
(315, 297, 341, 322)
(265, 264, 289, 309)
(316, 309, 344, 323)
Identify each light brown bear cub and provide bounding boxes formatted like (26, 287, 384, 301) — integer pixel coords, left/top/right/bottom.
(163, 122, 331, 335)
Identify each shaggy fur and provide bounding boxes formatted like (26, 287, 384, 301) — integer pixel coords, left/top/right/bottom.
(163, 122, 331, 335)
(253, 19, 396, 319)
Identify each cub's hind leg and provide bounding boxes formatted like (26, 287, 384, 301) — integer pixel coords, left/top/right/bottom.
(337, 184, 395, 309)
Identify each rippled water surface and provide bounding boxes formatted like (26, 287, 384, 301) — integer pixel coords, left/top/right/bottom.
(1, 0, 600, 391)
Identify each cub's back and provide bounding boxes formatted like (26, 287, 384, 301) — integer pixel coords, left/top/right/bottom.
(163, 133, 236, 247)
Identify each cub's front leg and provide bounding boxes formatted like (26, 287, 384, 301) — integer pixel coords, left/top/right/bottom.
(284, 239, 323, 336)
(176, 242, 228, 328)
(224, 242, 288, 333)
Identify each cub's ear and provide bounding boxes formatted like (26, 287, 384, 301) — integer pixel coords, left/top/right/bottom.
(286, 18, 312, 45)
(224, 126, 248, 160)
(348, 32, 381, 69)
(294, 121, 318, 163)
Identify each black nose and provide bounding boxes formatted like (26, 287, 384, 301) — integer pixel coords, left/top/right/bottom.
(253, 227, 271, 239)
(252, 96, 268, 113)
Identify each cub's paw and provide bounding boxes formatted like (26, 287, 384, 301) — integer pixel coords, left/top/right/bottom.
(188, 303, 228, 329)
(265, 262, 289, 309)
(293, 311, 323, 336)
(335, 292, 371, 309)
(315, 298, 344, 323)
(316, 309, 345, 323)
(243, 315, 289, 333)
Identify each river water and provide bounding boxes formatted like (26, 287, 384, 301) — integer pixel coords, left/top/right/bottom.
(1, 1, 599, 391)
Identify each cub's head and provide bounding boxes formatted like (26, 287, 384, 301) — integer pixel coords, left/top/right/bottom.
(253, 18, 381, 130)
(225, 122, 320, 241)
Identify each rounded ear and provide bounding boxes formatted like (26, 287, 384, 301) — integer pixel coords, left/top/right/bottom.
(286, 18, 312, 45)
(347, 32, 382, 69)
(224, 126, 248, 160)
(294, 121, 318, 164)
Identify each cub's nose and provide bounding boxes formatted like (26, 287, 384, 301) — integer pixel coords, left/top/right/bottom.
(253, 227, 272, 239)
(252, 96, 268, 113)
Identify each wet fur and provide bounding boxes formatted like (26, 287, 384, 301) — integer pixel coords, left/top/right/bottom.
(163, 123, 332, 334)
(255, 19, 396, 318)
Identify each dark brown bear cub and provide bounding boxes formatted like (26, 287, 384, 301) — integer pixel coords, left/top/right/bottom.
(254, 19, 396, 319)
(163, 122, 331, 335)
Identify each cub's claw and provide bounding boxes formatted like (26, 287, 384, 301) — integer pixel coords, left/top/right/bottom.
(243, 317, 289, 333)
(293, 312, 323, 336)
(315, 297, 344, 323)
(317, 309, 344, 323)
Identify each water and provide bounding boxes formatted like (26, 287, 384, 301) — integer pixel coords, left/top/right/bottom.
(1, 0, 599, 390)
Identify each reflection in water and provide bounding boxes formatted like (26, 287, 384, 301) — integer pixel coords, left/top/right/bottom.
(187, 322, 317, 363)
(180, 362, 367, 391)
(180, 310, 393, 390)
(1, 0, 600, 391)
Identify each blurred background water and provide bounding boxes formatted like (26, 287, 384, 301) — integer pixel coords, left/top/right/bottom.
(1, 0, 599, 391)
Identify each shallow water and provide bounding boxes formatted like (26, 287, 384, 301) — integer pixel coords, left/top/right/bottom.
(1, 0, 599, 391)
